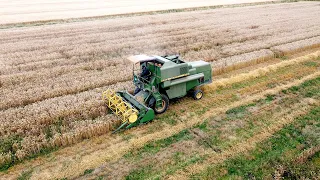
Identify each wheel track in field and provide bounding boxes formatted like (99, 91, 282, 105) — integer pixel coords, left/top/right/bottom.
(1, 55, 319, 180)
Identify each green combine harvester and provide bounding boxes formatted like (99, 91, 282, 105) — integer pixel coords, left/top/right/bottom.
(103, 55, 212, 132)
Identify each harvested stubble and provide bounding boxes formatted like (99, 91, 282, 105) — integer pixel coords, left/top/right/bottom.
(274, 165, 286, 180)
(271, 36, 320, 57)
(0, 152, 11, 167)
(294, 145, 320, 164)
(171, 101, 317, 179)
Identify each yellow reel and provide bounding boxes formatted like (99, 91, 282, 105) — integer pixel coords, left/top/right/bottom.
(102, 89, 138, 124)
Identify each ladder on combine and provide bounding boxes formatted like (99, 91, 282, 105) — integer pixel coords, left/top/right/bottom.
(152, 92, 163, 109)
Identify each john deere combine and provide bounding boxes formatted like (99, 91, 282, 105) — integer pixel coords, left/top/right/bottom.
(103, 55, 212, 132)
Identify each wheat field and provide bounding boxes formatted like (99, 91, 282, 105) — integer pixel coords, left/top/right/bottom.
(0, 1, 320, 179)
(0, 0, 276, 24)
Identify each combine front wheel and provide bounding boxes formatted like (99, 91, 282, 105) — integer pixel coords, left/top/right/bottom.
(193, 89, 203, 100)
(154, 94, 169, 114)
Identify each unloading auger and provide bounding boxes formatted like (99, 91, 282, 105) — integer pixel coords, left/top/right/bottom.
(103, 54, 212, 133)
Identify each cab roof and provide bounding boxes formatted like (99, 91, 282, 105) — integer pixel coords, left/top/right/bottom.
(127, 55, 170, 64)
(127, 55, 156, 64)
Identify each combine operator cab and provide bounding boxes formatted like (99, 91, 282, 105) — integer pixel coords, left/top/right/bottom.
(131, 55, 163, 96)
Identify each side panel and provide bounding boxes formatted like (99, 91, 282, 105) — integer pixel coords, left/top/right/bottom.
(188, 61, 212, 83)
(166, 83, 186, 99)
(186, 79, 200, 92)
(160, 63, 189, 81)
(161, 73, 204, 88)
(203, 68, 212, 83)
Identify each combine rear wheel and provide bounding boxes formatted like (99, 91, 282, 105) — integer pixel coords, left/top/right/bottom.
(153, 94, 169, 114)
(193, 89, 203, 100)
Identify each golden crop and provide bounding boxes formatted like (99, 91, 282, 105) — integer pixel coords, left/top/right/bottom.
(0, 1, 319, 167)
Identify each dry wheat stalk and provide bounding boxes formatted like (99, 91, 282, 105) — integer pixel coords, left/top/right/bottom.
(271, 36, 320, 57)
(211, 49, 274, 75)
(0, 2, 319, 113)
(204, 51, 320, 92)
(0, 64, 131, 110)
(0, 152, 12, 167)
(40, 71, 320, 180)
(294, 145, 320, 164)
(0, 2, 320, 175)
(0, 81, 132, 137)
